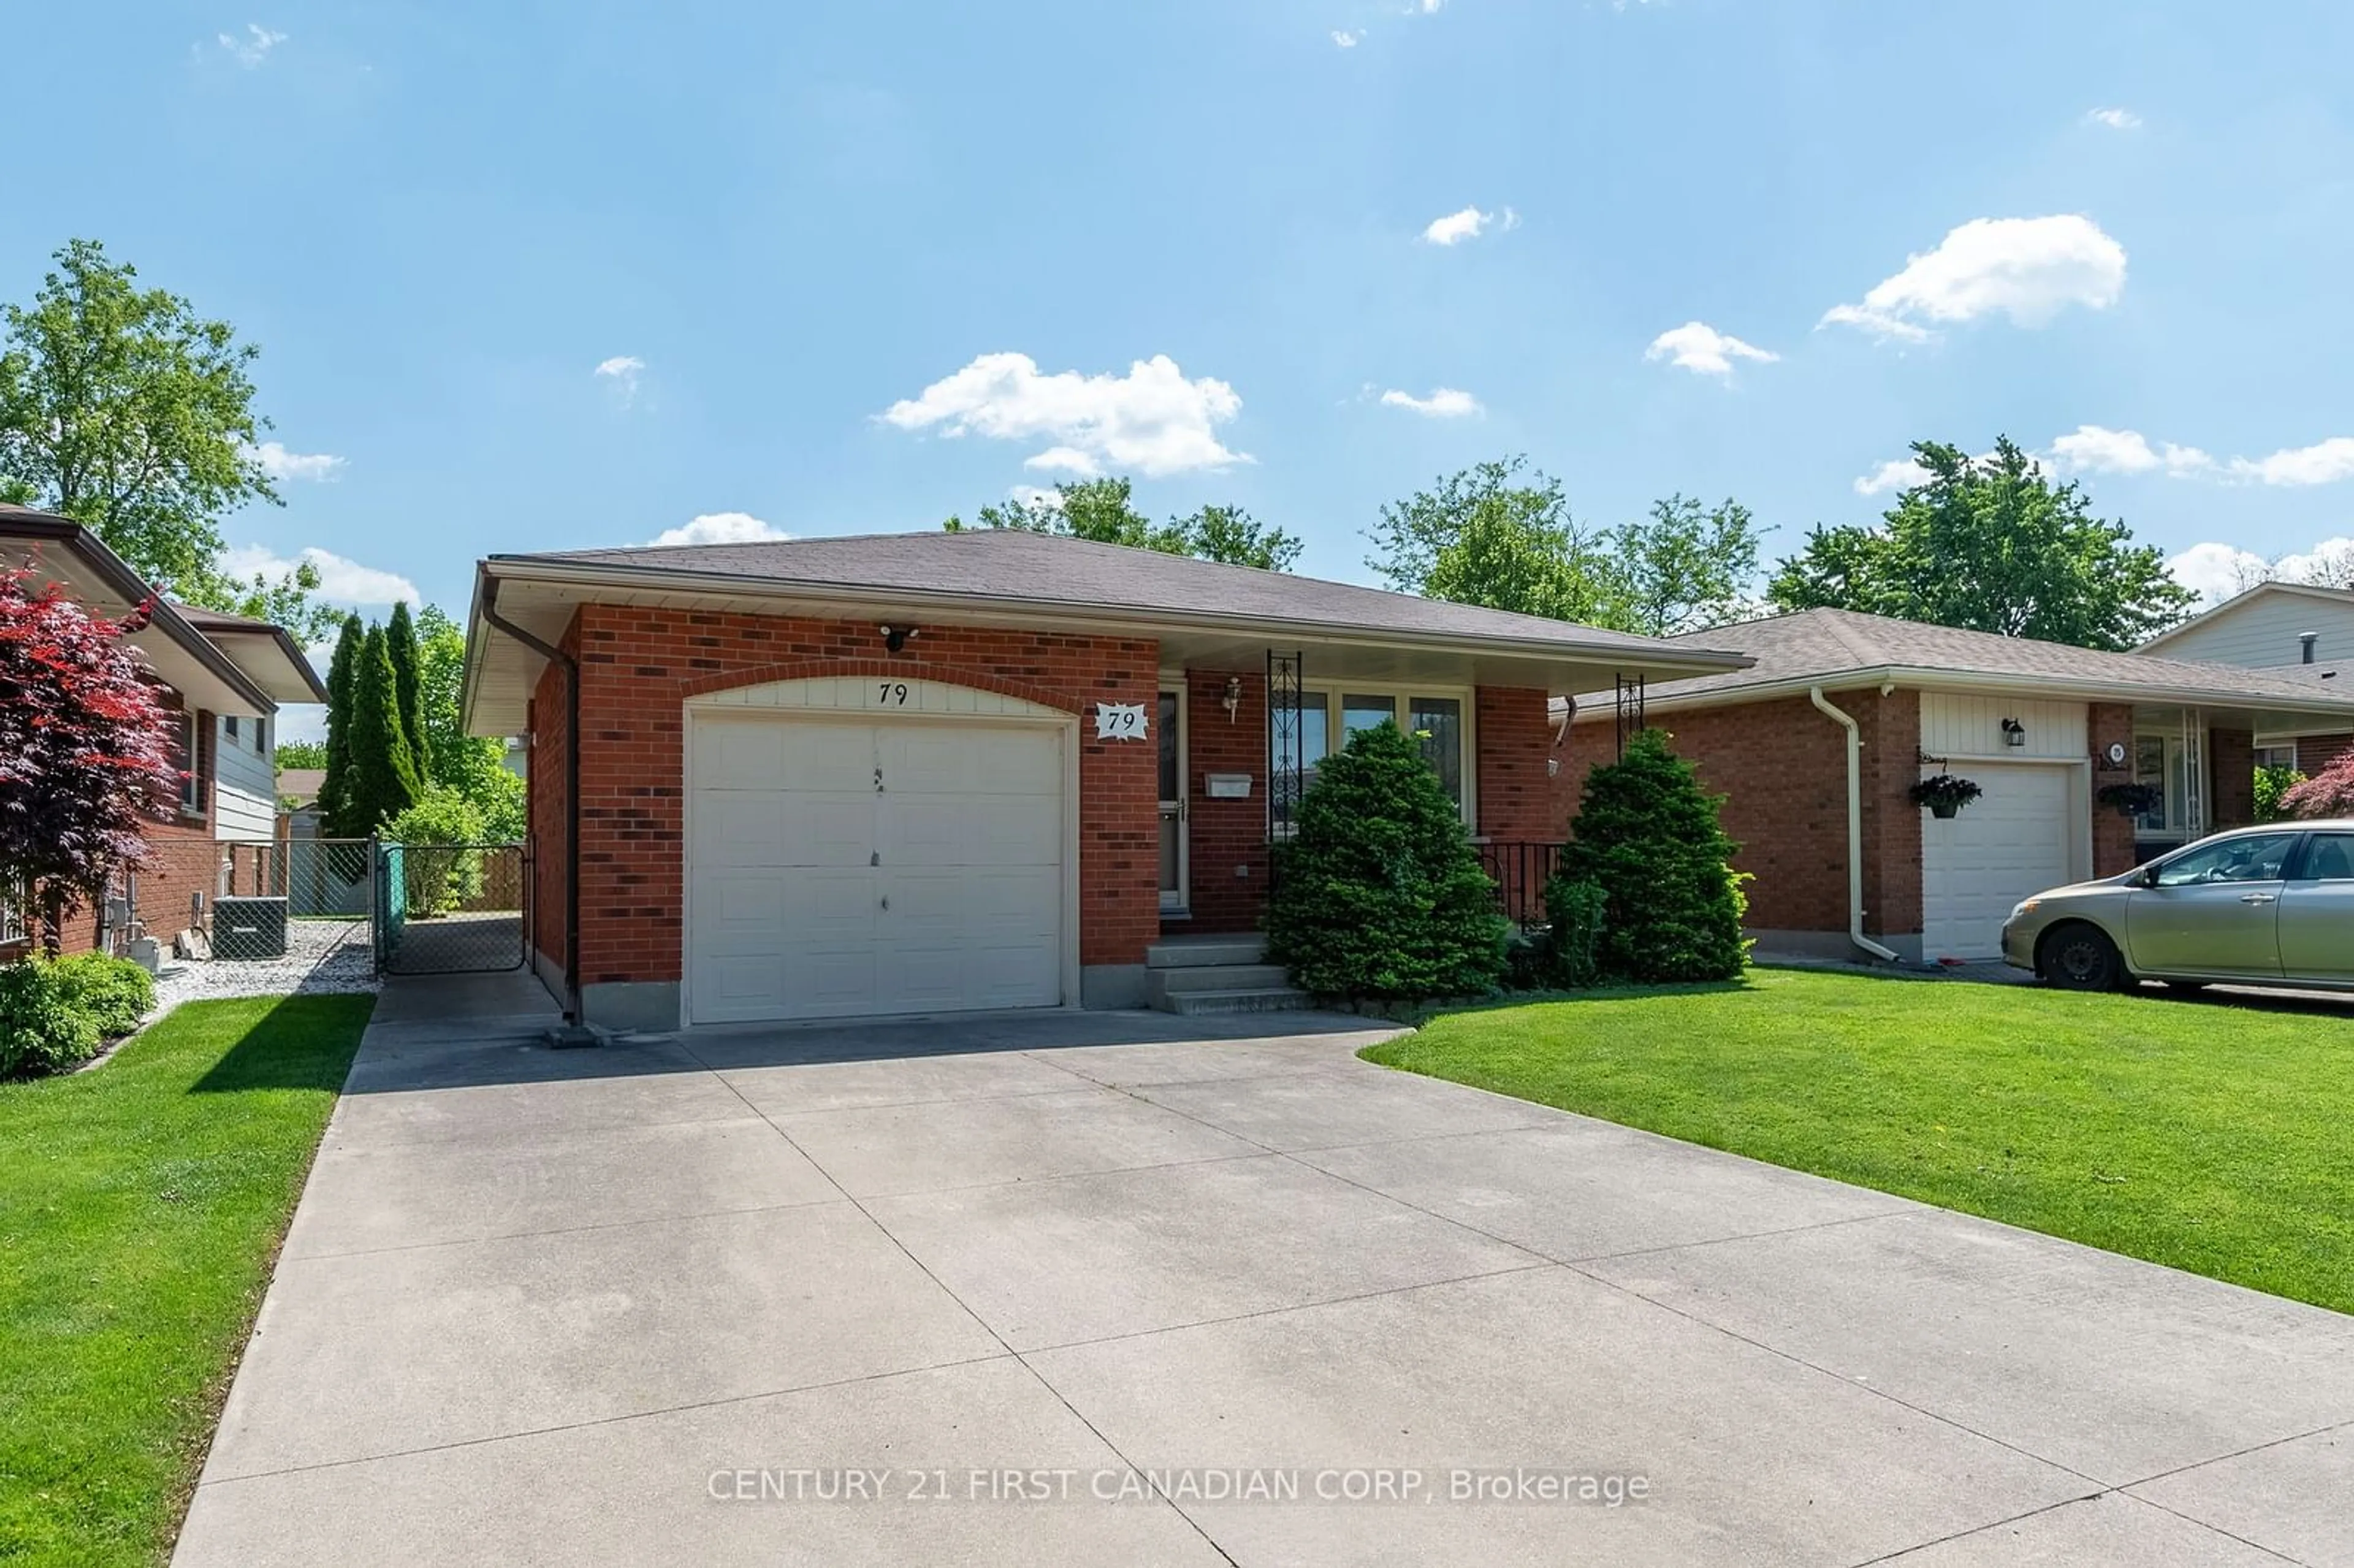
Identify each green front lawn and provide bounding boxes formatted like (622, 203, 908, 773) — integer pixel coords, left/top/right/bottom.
(0, 994, 373, 1566)
(1365, 970, 2354, 1315)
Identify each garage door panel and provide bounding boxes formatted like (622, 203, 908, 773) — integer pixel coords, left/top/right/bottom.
(1921, 765, 2074, 961)
(690, 713, 1066, 1024)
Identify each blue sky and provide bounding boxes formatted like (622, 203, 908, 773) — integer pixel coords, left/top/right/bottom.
(9, 0, 2354, 666)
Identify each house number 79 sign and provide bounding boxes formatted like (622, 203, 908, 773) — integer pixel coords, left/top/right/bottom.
(1094, 702, 1149, 742)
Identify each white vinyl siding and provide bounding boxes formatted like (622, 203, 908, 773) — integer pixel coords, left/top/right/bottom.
(2148, 593, 2354, 669)
(213, 714, 278, 841)
(1918, 693, 2088, 761)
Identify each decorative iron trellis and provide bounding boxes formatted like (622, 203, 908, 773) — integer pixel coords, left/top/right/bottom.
(1613, 674, 1647, 758)
(1267, 650, 1306, 856)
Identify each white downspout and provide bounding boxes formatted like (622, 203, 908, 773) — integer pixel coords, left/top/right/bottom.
(1810, 686, 1902, 963)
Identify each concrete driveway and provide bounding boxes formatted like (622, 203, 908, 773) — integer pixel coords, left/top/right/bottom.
(175, 973, 2354, 1567)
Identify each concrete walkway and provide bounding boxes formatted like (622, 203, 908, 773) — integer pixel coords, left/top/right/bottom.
(175, 973, 2354, 1566)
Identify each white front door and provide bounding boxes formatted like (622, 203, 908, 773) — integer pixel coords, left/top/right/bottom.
(688, 712, 1065, 1024)
(1919, 763, 2077, 961)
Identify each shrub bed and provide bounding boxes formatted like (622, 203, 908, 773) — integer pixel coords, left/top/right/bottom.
(0, 953, 156, 1079)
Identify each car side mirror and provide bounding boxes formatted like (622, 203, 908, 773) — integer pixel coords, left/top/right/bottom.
(2136, 866, 2160, 889)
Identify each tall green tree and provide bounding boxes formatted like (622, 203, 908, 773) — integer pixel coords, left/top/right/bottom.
(384, 599, 429, 778)
(344, 623, 421, 835)
(318, 614, 363, 837)
(1766, 438, 2196, 649)
(1373, 458, 1764, 634)
(945, 478, 1301, 570)
(0, 238, 337, 634)
(415, 604, 525, 840)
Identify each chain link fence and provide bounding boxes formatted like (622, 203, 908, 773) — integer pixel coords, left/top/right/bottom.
(94, 836, 376, 972)
(376, 842, 529, 975)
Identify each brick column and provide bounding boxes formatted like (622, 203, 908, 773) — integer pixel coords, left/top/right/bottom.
(2209, 728, 2255, 830)
(2089, 702, 2138, 877)
(1856, 688, 1922, 940)
(1184, 668, 1268, 932)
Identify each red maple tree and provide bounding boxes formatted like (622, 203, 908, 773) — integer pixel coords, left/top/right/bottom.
(2281, 752, 2354, 820)
(0, 563, 183, 954)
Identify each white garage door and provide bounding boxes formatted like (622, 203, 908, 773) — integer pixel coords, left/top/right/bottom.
(688, 714, 1066, 1024)
(1919, 764, 2076, 962)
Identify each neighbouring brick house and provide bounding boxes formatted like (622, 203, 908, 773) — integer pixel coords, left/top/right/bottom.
(1553, 608, 2354, 965)
(0, 505, 326, 959)
(460, 530, 1746, 1028)
(2136, 579, 2354, 779)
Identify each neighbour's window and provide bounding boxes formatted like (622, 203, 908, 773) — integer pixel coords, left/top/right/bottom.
(255, 716, 268, 754)
(0, 877, 26, 945)
(2133, 736, 2170, 834)
(225, 716, 238, 742)
(2254, 744, 2298, 771)
(2297, 834, 2354, 882)
(2152, 833, 2298, 888)
(175, 714, 202, 813)
(1341, 695, 1397, 744)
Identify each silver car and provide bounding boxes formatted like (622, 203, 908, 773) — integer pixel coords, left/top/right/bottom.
(2002, 820, 2354, 992)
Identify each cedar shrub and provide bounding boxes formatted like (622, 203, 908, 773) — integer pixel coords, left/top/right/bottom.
(1267, 720, 1507, 1002)
(1553, 728, 1748, 983)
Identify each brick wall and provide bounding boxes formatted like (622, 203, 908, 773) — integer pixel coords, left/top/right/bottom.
(2296, 732, 2354, 775)
(1475, 687, 1558, 841)
(528, 605, 1160, 991)
(1183, 667, 1269, 932)
(1555, 688, 1924, 941)
(2209, 728, 2256, 829)
(2089, 702, 2138, 876)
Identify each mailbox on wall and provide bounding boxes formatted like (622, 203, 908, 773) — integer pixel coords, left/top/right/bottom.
(1204, 774, 1252, 799)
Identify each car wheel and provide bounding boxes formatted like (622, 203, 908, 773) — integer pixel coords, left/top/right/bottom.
(2040, 923, 2125, 991)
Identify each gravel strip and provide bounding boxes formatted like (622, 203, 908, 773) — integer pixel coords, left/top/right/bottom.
(149, 919, 380, 1009)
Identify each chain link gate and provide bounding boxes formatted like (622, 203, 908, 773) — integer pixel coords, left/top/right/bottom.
(375, 842, 530, 975)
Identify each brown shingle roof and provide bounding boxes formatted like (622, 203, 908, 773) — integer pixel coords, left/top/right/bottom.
(1574, 607, 2354, 712)
(504, 529, 1750, 666)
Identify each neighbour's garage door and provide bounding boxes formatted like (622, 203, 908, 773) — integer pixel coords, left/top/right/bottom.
(688, 713, 1065, 1024)
(1919, 763, 2075, 962)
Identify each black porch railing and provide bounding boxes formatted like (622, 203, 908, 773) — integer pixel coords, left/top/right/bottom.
(1477, 840, 1565, 929)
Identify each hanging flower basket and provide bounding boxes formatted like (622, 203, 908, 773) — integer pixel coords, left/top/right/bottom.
(1910, 774, 1983, 819)
(2096, 782, 2162, 820)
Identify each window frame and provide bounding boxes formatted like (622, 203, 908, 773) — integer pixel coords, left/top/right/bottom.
(2150, 831, 2301, 888)
(1268, 683, 1479, 829)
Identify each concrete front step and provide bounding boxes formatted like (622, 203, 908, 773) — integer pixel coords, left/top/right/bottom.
(1151, 963, 1292, 996)
(1146, 934, 1268, 969)
(1163, 986, 1316, 1017)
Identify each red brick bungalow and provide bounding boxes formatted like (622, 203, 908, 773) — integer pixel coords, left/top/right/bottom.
(1, 505, 326, 958)
(459, 530, 1746, 1029)
(1553, 607, 2354, 965)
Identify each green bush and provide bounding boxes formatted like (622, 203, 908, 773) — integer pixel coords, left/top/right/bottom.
(1266, 720, 1508, 1002)
(385, 784, 487, 915)
(1543, 876, 1609, 989)
(1554, 728, 1749, 984)
(2255, 764, 2306, 824)
(0, 959, 102, 1079)
(50, 953, 154, 1037)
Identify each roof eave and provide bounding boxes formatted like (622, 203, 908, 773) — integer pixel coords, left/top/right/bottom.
(475, 554, 1756, 680)
(1567, 664, 2354, 721)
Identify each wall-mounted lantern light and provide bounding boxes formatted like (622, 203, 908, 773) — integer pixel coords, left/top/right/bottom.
(2000, 717, 2027, 748)
(1222, 676, 1243, 722)
(877, 624, 920, 653)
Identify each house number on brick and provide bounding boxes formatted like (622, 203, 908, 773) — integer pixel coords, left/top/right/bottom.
(1095, 702, 1148, 741)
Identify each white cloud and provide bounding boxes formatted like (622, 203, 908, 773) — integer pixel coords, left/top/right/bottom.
(1331, 29, 1360, 47)
(2168, 542, 2271, 604)
(1645, 321, 1778, 379)
(1419, 205, 1517, 246)
(2085, 107, 2143, 130)
(880, 351, 1249, 477)
(644, 512, 790, 548)
(2228, 436, 2354, 487)
(1819, 215, 2128, 342)
(218, 544, 419, 606)
(594, 354, 646, 406)
(217, 23, 285, 66)
(2047, 424, 2214, 478)
(1379, 386, 1484, 419)
(1853, 458, 1933, 496)
(1414, 0, 1444, 10)
(243, 440, 346, 482)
